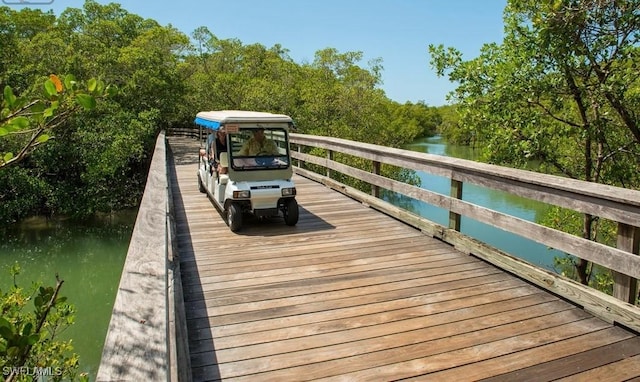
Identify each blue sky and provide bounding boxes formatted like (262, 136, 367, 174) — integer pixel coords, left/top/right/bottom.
(8, 0, 507, 106)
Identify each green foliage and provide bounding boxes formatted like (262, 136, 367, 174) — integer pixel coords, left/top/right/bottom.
(553, 255, 615, 297)
(116, 25, 190, 128)
(543, 205, 618, 288)
(0, 2, 164, 222)
(429, 0, 640, 288)
(0, 264, 86, 381)
(0, 166, 49, 223)
(429, 0, 640, 183)
(0, 73, 117, 222)
(0, 74, 112, 169)
(434, 105, 464, 142)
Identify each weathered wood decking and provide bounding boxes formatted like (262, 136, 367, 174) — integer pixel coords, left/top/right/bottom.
(167, 137, 640, 381)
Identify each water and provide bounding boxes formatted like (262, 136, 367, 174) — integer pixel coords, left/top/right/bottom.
(384, 135, 564, 271)
(0, 211, 136, 380)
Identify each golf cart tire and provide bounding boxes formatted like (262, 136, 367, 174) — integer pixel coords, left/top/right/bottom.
(227, 203, 242, 232)
(283, 198, 299, 226)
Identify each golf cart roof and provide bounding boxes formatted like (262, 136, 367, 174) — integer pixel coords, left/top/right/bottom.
(194, 110, 293, 130)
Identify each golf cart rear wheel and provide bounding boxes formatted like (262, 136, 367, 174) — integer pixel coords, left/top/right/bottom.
(227, 203, 242, 232)
(283, 198, 299, 226)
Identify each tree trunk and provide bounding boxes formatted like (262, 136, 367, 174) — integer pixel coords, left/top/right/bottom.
(577, 213, 594, 285)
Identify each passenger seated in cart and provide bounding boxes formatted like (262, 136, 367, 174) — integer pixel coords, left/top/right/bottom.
(210, 129, 228, 174)
(239, 128, 278, 156)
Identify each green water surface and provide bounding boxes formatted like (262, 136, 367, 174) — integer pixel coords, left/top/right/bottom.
(392, 135, 564, 271)
(0, 210, 136, 380)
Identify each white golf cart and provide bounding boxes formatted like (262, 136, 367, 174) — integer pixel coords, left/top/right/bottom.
(195, 110, 298, 232)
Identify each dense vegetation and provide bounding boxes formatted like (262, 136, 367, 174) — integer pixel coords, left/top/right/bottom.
(0, 0, 440, 225)
(430, 0, 640, 288)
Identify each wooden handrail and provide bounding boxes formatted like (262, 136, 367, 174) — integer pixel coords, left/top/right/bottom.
(289, 133, 640, 306)
(97, 132, 190, 382)
(290, 134, 640, 224)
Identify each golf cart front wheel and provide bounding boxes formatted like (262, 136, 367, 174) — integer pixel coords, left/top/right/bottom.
(283, 198, 299, 226)
(227, 203, 242, 232)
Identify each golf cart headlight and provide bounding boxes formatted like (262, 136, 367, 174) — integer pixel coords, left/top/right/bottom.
(233, 190, 251, 198)
(281, 187, 296, 196)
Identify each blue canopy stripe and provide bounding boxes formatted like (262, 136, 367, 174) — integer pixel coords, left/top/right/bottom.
(194, 117, 221, 130)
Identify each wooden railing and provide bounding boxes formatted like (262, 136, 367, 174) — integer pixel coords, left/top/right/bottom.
(289, 133, 640, 332)
(167, 126, 204, 140)
(97, 132, 191, 382)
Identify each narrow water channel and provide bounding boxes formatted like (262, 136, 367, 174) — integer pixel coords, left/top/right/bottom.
(385, 135, 565, 271)
(0, 210, 136, 380)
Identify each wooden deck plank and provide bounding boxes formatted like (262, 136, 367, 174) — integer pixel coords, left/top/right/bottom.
(553, 354, 640, 381)
(190, 297, 572, 366)
(187, 273, 523, 341)
(413, 327, 635, 381)
(189, 292, 559, 354)
(185, 260, 502, 314)
(193, 295, 556, 358)
(179, 238, 446, 272)
(166, 137, 640, 381)
(352, 323, 614, 382)
(199, 316, 608, 381)
(184, 249, 473, 290)
(479, 337, 640, 381)
(187, 268, 515, 326)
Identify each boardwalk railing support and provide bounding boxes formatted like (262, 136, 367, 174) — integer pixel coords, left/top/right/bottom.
(372, 160, 380, 198)
(614, 223, 640, 304)
(449, 179, 462, 232)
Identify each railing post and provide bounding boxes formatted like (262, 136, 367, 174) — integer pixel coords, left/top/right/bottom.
(372, 160, 380, 198)
(613, 223, 640, 303)
(326, 149, 333, 178)
(449, 179, 463, 231)
(297, 145, 304, 169)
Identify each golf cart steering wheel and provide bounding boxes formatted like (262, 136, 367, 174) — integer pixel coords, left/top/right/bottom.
(255, 155, 272, 166)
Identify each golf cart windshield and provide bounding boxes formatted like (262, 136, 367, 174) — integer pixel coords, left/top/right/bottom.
(229, 128, 290, 170)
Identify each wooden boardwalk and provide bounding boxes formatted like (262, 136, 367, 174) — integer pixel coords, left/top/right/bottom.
(167, 137, 640, 381)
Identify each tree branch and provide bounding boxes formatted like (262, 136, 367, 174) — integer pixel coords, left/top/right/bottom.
(6, 276, 65, 382)
(1, 108, 74, 169)
(526, 98, 582, 128)
(0, 100, 40, 125)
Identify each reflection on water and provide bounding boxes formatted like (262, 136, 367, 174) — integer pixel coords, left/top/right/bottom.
(0, 210, 136, 380)
(384, 135, 563, 270)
